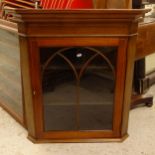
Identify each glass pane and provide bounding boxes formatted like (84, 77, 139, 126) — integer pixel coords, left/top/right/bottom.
(79, 47, 116, 130)
(40, 47, 117, 131)
(40, 48, 77, 131)
(0, 28, 23, 117)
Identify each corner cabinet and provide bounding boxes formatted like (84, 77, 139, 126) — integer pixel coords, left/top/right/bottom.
(1, 9, 146, 142)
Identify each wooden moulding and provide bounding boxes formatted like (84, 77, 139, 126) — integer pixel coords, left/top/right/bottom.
(6, 9, 148, 37)
(27, 134, 129, 143)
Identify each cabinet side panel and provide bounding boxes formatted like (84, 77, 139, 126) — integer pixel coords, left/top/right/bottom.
(19, 37, 36, 136)
(121, 36, 137, 136)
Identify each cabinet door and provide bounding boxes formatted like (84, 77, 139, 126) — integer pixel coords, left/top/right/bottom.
(29, 38, 127, 141)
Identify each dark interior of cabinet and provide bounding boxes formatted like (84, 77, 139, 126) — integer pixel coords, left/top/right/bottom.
(39, 46, 117, 131)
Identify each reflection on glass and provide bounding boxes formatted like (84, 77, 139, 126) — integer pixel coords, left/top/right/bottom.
(40, 47, 117, 131)
(79, 56, 115, 130)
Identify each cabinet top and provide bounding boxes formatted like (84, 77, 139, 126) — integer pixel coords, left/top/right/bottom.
(0, 8, 150, 37)
(5, 9, 149, 23)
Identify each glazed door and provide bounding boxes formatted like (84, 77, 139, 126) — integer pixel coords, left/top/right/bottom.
(29, 37, 127, 141)
(41, 46, 115, 131)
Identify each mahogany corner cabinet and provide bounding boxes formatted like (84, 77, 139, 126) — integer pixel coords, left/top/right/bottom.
(0, 9, 146, 143)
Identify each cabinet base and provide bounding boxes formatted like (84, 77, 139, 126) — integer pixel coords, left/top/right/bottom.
(27, 134, 128, 143)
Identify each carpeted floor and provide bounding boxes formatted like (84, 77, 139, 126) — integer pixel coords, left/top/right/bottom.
(0, 85, 155, 155)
